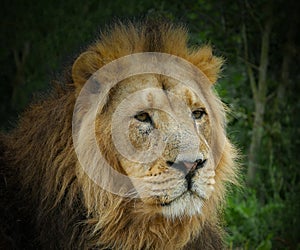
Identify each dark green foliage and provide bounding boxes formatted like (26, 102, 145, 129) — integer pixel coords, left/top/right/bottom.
(225, 189, 288, 249)
(0, 0, 299, 249)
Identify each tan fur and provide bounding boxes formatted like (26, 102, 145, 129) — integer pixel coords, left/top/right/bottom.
(0, 20, 238, 249)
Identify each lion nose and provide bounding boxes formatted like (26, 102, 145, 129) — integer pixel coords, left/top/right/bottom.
(166, 158, 207, 174)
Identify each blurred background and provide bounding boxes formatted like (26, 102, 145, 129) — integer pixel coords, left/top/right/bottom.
(1, 0, 299, 249)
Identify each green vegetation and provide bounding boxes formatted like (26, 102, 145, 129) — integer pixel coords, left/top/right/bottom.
(1, 0, 299, 249)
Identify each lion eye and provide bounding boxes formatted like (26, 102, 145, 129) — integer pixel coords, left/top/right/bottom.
(192, 109, 206, 120)
(134, 112, 152, 123)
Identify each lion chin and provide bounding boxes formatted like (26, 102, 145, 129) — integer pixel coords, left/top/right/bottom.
(0, 19, 238, 250)
(161, 192, 204, 218)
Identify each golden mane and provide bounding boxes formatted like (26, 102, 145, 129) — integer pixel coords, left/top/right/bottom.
(0, 20, 238, 249)
(72, 20, 223, 89)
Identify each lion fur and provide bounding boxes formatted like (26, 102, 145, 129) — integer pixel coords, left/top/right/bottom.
(0, 20, 238, 249)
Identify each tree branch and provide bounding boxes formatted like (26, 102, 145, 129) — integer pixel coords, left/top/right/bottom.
(257, 17, 272, 100)
(242, 23, 258, 101)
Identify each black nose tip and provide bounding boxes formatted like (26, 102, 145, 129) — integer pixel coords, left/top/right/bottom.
(195, 158, 207, 169)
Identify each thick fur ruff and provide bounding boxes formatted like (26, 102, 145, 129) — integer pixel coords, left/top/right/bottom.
(0, 20, 238, 249)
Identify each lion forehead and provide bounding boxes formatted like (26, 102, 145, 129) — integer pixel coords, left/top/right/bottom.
(109, 74, 206, 116)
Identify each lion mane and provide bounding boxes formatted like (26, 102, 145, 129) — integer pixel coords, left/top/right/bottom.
(0, 20, 238, 249)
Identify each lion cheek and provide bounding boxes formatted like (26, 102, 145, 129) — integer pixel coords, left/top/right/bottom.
(191, 174, 216, 200)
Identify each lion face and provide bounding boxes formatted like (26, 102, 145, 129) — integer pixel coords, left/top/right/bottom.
(98, 74, 216, 218)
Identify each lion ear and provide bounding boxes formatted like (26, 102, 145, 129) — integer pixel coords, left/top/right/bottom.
(190, 45, 224, 84)
(72, 51, 102, 90)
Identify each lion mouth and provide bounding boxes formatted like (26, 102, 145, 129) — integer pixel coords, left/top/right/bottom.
(159, 190, 198, 207)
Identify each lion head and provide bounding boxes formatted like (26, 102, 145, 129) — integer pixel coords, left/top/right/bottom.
(69, 21, 238, 249)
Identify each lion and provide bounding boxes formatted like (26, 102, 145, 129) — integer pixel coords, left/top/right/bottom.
(0, 20, 238, 249)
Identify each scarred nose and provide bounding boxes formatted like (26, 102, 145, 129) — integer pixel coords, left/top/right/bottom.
(182, 161, 197, 172)
(166, 158, 207, 174)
